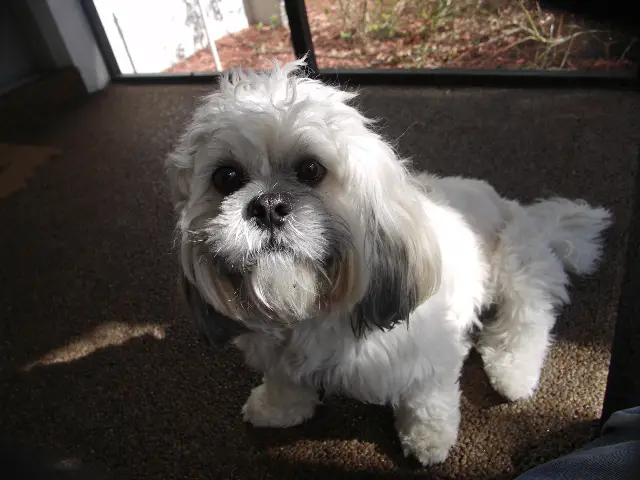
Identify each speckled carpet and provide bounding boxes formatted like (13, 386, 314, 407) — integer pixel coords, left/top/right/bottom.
(1, 84, 638, 479)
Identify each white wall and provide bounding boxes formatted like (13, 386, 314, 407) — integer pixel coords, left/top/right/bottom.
(24, 0, 110, 93)
(46, 0, 110, 92)
(93, 0, 250, 74)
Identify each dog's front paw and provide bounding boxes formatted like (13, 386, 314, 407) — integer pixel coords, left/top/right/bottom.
(396, 421, 457, 466)
(481, 350, 541, 401)
(242, 383, 317, 428)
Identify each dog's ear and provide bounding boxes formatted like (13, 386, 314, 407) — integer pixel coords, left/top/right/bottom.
(178, 273, 250, 346)
(351, 185, 442, 337)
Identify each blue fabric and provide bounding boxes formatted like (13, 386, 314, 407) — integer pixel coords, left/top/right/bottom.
(517, 407, 640, 479)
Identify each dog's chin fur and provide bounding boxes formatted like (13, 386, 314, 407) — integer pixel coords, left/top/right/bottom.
(167, 58, 613, 466)
(251, 252, 322, 315)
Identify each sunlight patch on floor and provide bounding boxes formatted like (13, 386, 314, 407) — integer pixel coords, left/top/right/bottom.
(22, 321, 166, 371)
(0, 143, 61, 199)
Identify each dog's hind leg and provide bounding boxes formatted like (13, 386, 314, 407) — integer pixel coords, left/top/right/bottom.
(477, 197, 611, 401)
(477, 205, 572, 401)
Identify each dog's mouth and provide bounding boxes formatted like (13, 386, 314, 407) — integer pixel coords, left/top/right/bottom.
(253, 232, 301, 258)
(265, 235, 291, 252)
(220, 242, 297, 273)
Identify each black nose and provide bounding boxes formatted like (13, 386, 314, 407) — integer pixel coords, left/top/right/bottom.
(248, 193, 292, 229)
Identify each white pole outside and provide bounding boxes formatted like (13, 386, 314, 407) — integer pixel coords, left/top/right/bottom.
(195, 0, 223, 72)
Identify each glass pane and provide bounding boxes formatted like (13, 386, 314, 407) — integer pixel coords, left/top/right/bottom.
(306, 0, 637, 71)
(93, 0, 295, 74)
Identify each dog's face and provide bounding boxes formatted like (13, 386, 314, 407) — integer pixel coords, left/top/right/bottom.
(167, 60, 441, 344)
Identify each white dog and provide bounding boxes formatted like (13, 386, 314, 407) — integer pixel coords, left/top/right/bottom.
(166, 59, 612, 465)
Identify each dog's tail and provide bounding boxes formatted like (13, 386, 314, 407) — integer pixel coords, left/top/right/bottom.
(524, 197, 613, 276)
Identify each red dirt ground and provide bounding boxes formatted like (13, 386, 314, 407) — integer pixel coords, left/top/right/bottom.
(165, 0, 635, 73)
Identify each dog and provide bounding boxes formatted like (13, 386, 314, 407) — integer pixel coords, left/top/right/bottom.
(165, 59, 612, 465)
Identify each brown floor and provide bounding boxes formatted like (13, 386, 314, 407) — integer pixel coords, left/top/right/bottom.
(1, 84, 639, 480)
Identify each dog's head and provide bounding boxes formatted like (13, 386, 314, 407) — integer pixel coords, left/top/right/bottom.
(167, 59, 441, 344)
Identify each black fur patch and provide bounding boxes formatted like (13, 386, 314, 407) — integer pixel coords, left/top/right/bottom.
(179, 274, 251, 346)
(351, 228, 418, 337)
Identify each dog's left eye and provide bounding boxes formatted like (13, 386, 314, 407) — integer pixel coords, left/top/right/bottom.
(212, 166, 246, 195)
(296, 158, 327, 186)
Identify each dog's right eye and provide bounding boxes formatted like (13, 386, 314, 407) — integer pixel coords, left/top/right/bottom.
(296, 158, 327, 186)
(212, 166, 246, 195)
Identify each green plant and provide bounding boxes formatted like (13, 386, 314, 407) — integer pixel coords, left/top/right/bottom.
(516, 0, 604, 68)
(334, 0, 415, 40)
(317, 0, 630, 71)
(417, 0, 455, 38)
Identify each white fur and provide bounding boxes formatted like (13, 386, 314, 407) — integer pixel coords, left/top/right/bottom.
(167, 59, 612, 465)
